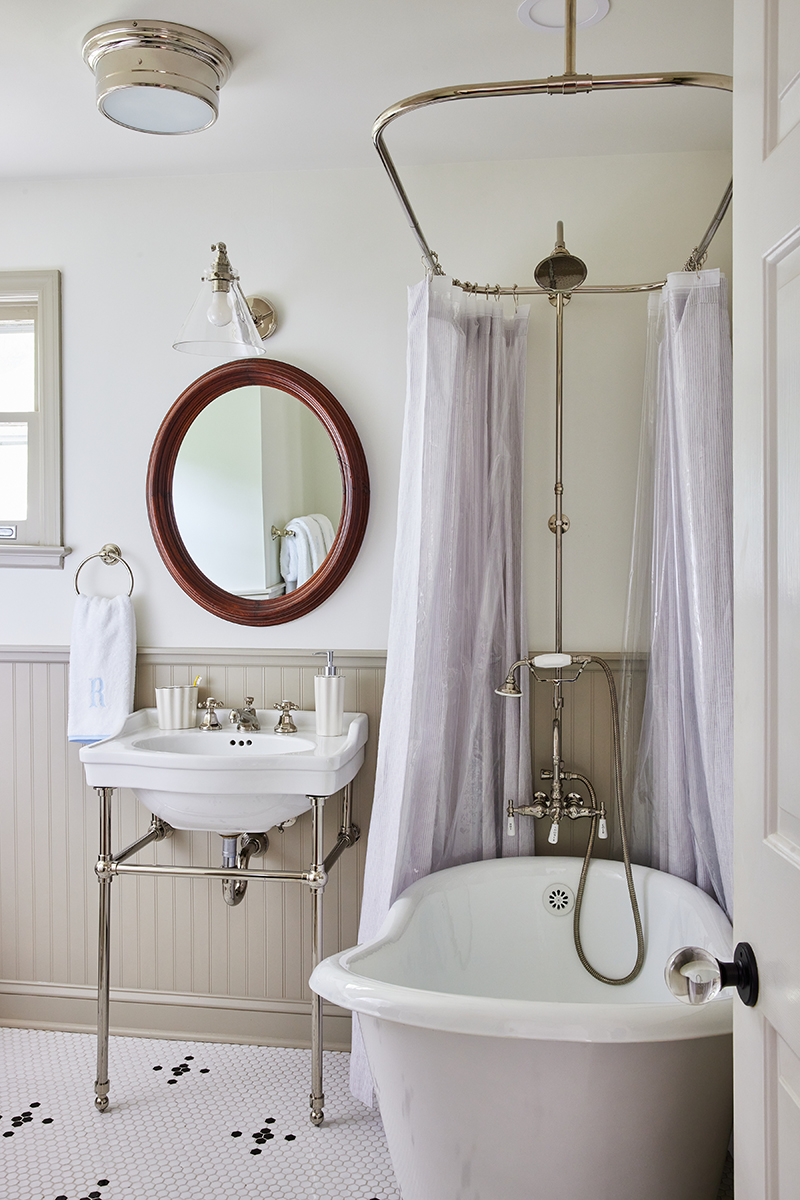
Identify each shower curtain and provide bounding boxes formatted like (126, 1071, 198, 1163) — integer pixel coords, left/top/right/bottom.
(621, 268, 733, 916)
(351, 277, 533, 1103)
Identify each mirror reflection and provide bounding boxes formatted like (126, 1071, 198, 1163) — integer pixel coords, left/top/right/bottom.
(172, 384, 343, 599)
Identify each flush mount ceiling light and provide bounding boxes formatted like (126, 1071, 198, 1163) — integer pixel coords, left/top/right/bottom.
(173, 242, 277, 358)
(518, 0, 609, 31)
(82, 20, 233, 134)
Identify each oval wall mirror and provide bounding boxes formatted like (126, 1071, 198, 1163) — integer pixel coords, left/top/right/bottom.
(147, 359, 369, 625)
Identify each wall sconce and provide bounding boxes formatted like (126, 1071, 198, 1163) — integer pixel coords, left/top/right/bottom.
(173, 243, 278, 357)
(82, 20, 232, 135)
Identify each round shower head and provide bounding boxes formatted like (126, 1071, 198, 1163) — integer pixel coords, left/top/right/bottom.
(534, 222, 588, 292)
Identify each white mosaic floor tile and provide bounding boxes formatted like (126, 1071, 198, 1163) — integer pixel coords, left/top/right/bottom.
(0, 1027, 734, 1199)
(0, 1028, 399, 1200)
(717, 1154, 734, 1199)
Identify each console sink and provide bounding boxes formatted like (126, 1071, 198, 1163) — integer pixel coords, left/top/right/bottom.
(80, 708, 368, 834)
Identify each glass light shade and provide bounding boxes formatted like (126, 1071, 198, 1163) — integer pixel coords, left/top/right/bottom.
(100, 85, 215, 135)
(173, 278, 266, 358)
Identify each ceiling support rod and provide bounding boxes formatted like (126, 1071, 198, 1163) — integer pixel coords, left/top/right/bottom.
(565, 0, 577, 76)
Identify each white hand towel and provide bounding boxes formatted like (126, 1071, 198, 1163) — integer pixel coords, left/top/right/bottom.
(279, 526, 300, 592)
(280, 516, 324, 589)
(299, 515, 328, 574)
(68, 595, 136, 744)
(309, 512, 336, 556)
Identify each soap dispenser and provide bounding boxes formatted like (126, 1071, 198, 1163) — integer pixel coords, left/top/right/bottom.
(313, 651, 345, 737)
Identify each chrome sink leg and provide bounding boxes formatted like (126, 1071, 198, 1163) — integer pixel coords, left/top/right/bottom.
(309, 794, 327, 1127)
(94, 786, 113, 1112)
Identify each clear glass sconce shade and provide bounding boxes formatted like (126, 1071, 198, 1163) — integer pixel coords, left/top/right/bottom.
(173, 277, 266, 358)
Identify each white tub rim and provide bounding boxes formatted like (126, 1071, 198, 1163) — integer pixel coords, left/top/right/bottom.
(310, 857, 733, 1044)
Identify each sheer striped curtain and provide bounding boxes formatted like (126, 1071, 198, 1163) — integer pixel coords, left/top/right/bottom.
(621, 269, 733, 916)
(351, 277, 533, 1103)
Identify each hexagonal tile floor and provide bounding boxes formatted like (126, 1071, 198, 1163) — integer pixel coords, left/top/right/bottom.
(0, 1027, 735, 1199)
(0, 1028, 399, 1200)
(717, 1154, 734, 1199)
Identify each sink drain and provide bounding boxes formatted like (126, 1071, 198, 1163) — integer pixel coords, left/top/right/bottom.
(542, 882, 575, 915)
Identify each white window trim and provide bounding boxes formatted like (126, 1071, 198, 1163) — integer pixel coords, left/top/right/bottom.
(0, 270, 69, 568)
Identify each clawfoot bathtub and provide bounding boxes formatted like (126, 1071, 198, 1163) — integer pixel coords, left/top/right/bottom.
(311, 856, 732, 1200)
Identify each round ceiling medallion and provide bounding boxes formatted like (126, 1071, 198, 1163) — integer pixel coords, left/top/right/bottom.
(518, 0, 610, 31)
(82, 20, 233, 135)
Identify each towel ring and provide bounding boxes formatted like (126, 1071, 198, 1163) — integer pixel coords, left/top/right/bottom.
(74, 543, 134, 597)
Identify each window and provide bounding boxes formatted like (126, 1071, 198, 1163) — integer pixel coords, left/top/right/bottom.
(0, 271, 67, 567)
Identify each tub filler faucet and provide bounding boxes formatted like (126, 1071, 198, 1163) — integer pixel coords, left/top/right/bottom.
(496, 650, 645, 987)
(496, 653, 607, 844)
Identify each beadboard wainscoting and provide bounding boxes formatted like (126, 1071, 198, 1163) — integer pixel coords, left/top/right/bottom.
(0, 647, 632, 1048)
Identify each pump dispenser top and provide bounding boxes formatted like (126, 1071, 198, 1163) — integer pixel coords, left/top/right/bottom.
(316, 650, 340, 676)
(314, 650, 345, 736)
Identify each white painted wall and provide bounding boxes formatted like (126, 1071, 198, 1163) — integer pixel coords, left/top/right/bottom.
(0, 150, 730, 650)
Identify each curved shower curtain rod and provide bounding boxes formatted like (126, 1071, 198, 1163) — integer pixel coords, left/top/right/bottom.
(372, 0, 732, 296)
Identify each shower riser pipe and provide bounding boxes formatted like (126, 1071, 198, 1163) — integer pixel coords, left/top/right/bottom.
(552, 291, 566, 806)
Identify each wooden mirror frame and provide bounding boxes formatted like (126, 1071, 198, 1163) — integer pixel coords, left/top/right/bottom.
(147, 359, 370, 625)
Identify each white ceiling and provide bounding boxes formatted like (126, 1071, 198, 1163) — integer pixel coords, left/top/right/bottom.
(1, 0, 732, 180)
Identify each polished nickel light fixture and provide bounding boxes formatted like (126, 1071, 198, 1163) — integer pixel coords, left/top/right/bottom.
(173, 242, 277, 357)
(82, 20, 233, 135)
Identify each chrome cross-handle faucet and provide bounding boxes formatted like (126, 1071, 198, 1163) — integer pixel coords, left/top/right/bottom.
(273, 700, 299, 734)
(198, 697, 224, 731)
(229, 698, 260, 732)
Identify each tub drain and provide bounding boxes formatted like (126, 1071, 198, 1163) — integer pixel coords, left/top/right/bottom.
(543, 882, 575, 915)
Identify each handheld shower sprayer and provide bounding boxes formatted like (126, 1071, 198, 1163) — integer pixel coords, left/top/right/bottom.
(495, 653, 585, 697)
(494, 660, 528, 697)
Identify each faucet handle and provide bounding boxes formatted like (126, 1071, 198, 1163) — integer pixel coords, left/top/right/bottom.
(198, 697, 224, 730)
(273, 700, 299, 734)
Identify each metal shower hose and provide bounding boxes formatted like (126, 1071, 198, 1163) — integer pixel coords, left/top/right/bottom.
(574, 655, 644, 985)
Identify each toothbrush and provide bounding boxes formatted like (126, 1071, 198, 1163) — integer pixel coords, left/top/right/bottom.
(192, 674, 202, 688)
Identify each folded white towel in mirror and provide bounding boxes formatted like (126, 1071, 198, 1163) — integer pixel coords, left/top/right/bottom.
(279, 513, 337, 591)
(68, 595, 136, 744)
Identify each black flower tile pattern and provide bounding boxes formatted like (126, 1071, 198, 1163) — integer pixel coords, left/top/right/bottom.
(0, 1028, 398, 1199)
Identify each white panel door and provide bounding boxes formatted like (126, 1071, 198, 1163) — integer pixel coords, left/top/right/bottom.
(734, 0, 800, 1194)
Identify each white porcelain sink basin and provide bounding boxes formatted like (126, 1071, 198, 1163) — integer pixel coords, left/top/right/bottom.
(80, 708, 368, 834)
(131, 731, 317, 756)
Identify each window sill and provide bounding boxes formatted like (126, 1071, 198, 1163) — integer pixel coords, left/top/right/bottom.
(0, 544, 72, 568)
